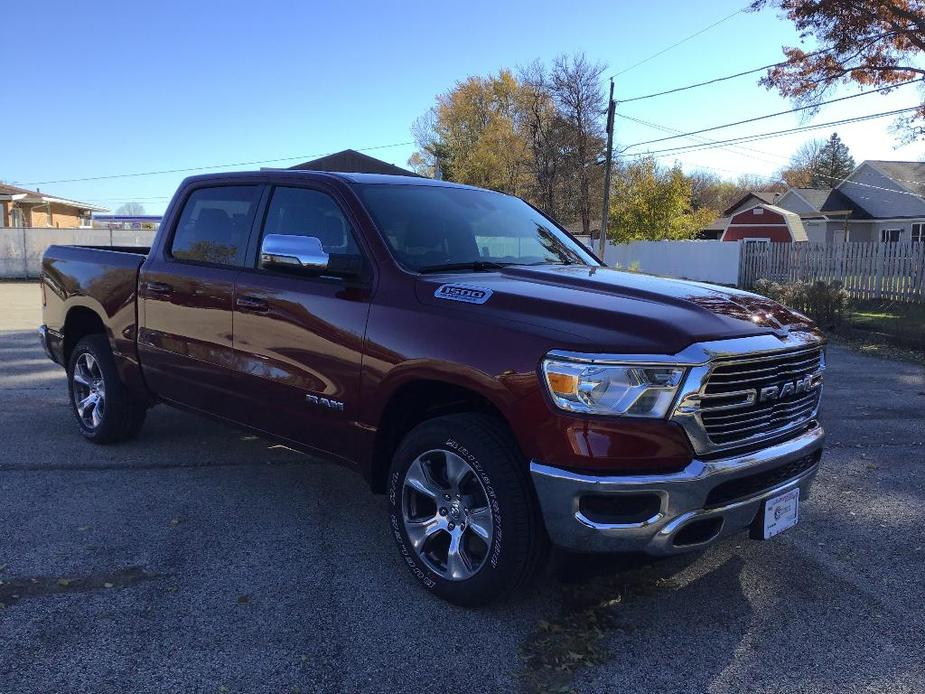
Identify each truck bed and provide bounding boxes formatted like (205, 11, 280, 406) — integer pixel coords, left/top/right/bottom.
(41, 245, 147, 372)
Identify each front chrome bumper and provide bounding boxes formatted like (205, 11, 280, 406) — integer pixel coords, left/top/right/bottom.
(531, 425, 824, 554)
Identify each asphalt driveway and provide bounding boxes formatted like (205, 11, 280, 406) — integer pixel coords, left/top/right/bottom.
(1, 281, 923, 693)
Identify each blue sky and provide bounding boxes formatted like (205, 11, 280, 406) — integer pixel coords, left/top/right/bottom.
(2, 0, 923, 214)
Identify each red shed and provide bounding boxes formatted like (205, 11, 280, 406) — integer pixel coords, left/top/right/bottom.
(721, 203, 807, 242)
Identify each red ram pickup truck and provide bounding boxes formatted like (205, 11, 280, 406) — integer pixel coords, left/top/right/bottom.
(40, 171, 825, 605)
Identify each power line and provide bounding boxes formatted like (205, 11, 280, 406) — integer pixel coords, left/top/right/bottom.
(615, 119, 925, 201)
(22, 141, 415, 186)
(615, 45, 836, 105)
(611, 6, 746, 78)
(622, 79, 923, 150)
(83, 195, 174, 202)
(618, 113, 789, 166)
(617, 59, 789, 104)
(629, 106, 921, 157)
(809, 169, 925, 198)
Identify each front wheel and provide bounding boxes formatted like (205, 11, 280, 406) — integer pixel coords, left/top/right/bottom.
(387, 414, 547, 606)
(67, 334, 147, 444)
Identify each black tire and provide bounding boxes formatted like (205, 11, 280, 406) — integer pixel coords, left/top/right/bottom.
(67, 334, 147, 444)
(387, 413, 547, 606)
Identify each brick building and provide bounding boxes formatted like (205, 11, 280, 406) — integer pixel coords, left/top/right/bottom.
(0, 183, 107, 228)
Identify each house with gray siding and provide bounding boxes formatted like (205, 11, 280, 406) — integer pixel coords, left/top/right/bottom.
(836, 160, 925, 242)
(773, 187, 871, 244)
(774, 161, 925, 244)
(705, 161, 925, 243)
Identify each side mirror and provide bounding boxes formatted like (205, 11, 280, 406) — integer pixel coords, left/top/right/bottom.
(260, 234, 329, 271)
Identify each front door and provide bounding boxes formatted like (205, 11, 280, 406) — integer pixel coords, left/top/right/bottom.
(138, 184, 263, 415)
(230, 185, 372, 462)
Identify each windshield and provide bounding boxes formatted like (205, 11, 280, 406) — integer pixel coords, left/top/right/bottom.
(355, 184, 599, 272)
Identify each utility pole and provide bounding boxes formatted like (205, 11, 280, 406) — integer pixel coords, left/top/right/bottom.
(598, 78, 616, 261)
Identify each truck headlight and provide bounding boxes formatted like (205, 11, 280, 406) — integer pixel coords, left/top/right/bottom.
(542, 358, 685, 417)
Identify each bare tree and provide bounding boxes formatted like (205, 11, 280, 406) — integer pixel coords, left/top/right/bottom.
(518, 60, 565, 218)
(116, 202, 145, 216)
(549, 53, 607, 234)
(408, 108, 442, 178)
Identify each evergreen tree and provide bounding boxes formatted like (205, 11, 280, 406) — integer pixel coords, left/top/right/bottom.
(811, 133, 855, 188)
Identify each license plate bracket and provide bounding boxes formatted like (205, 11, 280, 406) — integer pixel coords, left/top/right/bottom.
(750, 488, 800, 540)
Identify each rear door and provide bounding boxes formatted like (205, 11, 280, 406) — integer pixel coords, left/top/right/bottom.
(138, 184, 263, 415)
(229, 184, 373, 461)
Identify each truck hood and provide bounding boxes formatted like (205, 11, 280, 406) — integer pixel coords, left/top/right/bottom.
(416, 265, 817, 355)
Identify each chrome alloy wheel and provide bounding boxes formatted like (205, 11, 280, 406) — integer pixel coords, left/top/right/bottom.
(72, 352, 106, 429)
(401, 449, 494, 581)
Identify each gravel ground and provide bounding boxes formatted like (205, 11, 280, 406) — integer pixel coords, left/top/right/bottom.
(0, 281, 923, 694)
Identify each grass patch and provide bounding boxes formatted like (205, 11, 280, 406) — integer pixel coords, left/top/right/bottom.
(845, 299, 925, 334)
(837, 299, 925, 353)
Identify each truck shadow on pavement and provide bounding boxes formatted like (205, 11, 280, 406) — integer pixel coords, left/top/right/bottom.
(3, 330, 924, 693)
(0, 330, 66, 391)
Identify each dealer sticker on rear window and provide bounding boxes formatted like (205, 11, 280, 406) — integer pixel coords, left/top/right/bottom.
(434, 284, 493, 305)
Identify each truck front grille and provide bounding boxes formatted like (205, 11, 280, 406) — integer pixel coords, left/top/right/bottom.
(698, 346, 824, 449)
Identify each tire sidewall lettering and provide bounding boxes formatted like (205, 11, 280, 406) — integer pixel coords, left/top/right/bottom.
(388, 469, 436, 589)
(445, 437, 502, 570)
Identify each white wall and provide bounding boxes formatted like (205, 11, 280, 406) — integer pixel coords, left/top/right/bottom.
(0, 228, 154, 278)
(603, 240, 741, 286)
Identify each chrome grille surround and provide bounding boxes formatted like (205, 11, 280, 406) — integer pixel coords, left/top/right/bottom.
(545, 330, 826, 457)
(669, 332, 826, 456)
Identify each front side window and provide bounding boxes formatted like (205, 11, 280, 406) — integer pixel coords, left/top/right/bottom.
(355, 184, 598, 272)
(170, 186, 261, 266)
(261, 186, 361, 258)
(912, 223, 924, 243)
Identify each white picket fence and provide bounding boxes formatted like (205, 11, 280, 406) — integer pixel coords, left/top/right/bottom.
(0, 227, 155, 278)
(739, 241, 925, 302)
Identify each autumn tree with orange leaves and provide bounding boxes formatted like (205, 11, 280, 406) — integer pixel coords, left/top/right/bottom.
(753, 0, 925, 141)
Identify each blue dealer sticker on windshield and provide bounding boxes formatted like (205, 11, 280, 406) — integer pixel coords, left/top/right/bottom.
(434, 284, 493, 305)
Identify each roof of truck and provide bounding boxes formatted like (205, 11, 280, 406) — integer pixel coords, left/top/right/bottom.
(181, 169, 496, 193)
(334, 172, 486, 189)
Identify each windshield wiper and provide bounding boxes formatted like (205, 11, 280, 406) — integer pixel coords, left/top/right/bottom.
(417, 261, 515, 274)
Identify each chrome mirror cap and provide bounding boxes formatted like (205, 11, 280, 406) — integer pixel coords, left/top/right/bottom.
(260, 234, 329, 271)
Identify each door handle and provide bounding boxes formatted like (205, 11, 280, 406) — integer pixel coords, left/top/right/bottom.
(236, 295, 269, 313)
(142, 281, 173, 297)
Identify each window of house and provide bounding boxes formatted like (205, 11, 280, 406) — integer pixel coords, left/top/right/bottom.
(753, 208, 764, 215)
(912, 223, 924, 243)
(880, 228, 902, 243)
(170, 186, 261, 266)
(78, 212, 93, 229)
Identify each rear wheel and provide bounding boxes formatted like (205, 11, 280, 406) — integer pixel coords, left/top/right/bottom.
(67, 334, 146, 443)
(387, 414, 547, 606)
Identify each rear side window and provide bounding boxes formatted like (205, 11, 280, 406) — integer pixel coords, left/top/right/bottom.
(170, 186, 261, 266)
